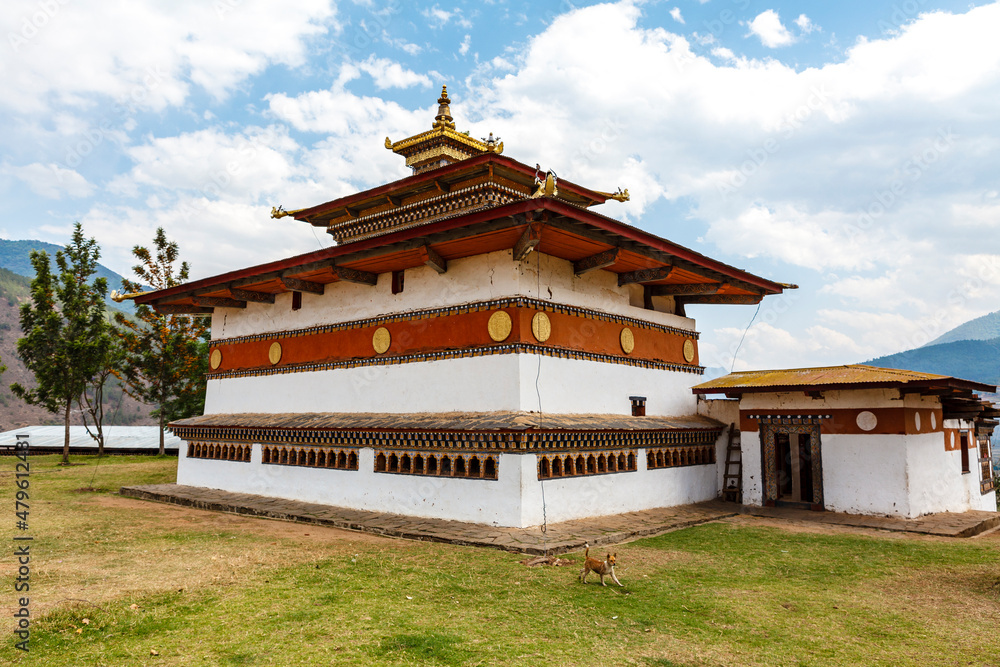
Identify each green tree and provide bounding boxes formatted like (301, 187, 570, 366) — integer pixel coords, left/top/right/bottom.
(11, 223, 112, 464)
(115, 228, 209, 455)
(79, 334, 124, 457)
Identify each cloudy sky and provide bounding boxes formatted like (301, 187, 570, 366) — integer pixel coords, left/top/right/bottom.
(2, 0, 998, 372)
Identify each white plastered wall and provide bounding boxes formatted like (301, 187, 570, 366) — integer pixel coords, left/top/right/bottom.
(736, 390, 996, 517)
(175, 443, 719, 527)
(210, 250, 696, 339)
(205, 354, 701, 417)
(520, 454, 718, 526)
(821, 434, 912, 517)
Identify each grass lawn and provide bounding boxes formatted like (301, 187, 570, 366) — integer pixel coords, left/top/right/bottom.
(2, 455, 999, 666)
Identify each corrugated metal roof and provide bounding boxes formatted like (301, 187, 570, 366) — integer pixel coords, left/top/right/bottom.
(0, 426, 181, 451)
(692, 365, 996, 394)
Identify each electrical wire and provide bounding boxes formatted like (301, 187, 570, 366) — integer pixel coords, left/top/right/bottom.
(730, 302, 762, 373)
(534, 249, 548, 548)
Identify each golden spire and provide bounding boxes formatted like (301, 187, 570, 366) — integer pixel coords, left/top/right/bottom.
(432, 85, 455, 130)
(385, 85, 502, 173)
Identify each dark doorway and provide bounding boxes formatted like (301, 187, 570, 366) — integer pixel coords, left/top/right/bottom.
(759, 416, 825, 510)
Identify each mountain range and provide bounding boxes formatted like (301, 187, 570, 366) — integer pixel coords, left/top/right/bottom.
(864, 310, 1000, 386)
(0, 239, 138, 312)
(0, 241, 152, 430)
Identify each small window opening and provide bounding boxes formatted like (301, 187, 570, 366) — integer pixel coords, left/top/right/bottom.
(391, 270, 405, 295)
(629, 395, 647, 417)
(292, 291, 302, 310)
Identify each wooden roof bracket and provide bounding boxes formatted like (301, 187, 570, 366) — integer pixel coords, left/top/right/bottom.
(419, 244, 448, 274)
(156, 304, 213, 316)
(574, 248, 620, 276)
(330, 265, 378, 286)
(229, 287, 276, 304)
(193, 296, 247, 309)
(513, 220, 543, 261)
(649, 283, 723, 296)
(675, 294, 764, 305)
(280, 276, 325, 295)
(618, 265, 674, 287)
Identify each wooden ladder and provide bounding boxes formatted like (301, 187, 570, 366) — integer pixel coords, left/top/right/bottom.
(722, 423, 742, 503)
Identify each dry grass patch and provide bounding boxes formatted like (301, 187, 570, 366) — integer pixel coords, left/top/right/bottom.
(3, 455, 999, 666)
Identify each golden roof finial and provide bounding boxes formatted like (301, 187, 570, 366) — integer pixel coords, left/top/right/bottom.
(110, 288, 145, 303)
(433, 85, 455, 130)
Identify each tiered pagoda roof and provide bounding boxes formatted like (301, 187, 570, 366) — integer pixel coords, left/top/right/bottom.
(136, 87, 794, 314)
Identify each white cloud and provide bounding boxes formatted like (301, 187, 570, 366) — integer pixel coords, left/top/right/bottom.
(459, 34, 472, 56)
(25, 0, 1000, 372)
(670, 8, 684, 25)
(700, 321, 873, 371)
(354, 57, 433, 89)
(0, 0, 336, 114)
(746, 10, 795, 48)
(422, 5, 472, 29)
(6, 162, 95, 199)
(455, 1, 1000, 367)
(108, 126, 300, 203)
(795, 14, 817, 34)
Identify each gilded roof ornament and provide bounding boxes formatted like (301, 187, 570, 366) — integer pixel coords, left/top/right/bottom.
(483, 133, 503, 154)
(593, 187, 630, 202)
(530, 164, 559, 198)
(110, 288, 146, 303)
(271, 205, 306, 219)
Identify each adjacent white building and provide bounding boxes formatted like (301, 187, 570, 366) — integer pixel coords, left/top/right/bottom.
(693, 366, 998, 517)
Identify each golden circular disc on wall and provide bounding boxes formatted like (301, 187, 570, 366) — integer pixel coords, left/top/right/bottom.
(531, 312, 551, 343)
(620, 327, 635, 354)
(683, 339, 696, 363)
(488, 310, 512, 342)
(372, 327, 391, 354)
(268, 341, 282, 365)
(209, 348, 222, 370)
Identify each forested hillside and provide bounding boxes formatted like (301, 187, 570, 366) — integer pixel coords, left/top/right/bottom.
(925, 310, 1000, 347)
(865, 337, 1000, 386)
(0, 267, 153, 431)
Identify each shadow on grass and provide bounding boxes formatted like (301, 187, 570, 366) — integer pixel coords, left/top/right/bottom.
(370, 632, 475, 665)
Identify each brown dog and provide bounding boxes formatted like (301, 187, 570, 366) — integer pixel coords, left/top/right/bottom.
(579, 543, 622, 586)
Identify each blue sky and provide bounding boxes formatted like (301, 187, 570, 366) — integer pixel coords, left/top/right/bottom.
(2, 0, 999, 372)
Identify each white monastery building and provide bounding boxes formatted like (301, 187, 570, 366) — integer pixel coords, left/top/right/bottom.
(135, 88, 998, 527)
